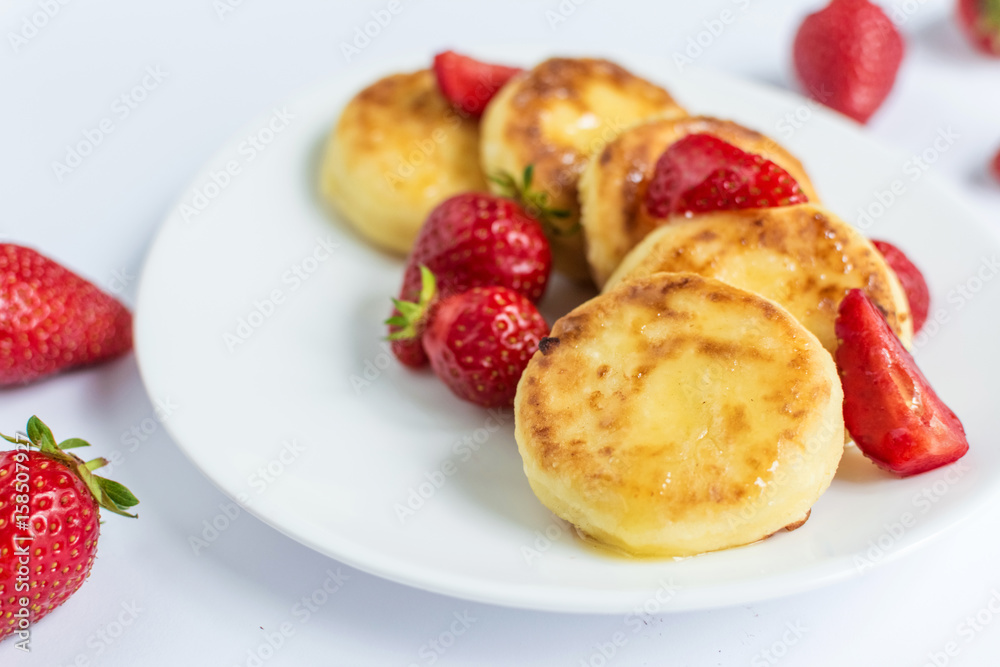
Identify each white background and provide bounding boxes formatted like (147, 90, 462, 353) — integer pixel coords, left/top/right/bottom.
(2, 0, 1000, 665)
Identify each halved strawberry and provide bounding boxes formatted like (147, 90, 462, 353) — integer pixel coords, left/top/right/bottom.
(835, 289, 968, 476)
(871, 240, 930, 335)
(432, 50, 522, 117)
(644, 134, 809, 218)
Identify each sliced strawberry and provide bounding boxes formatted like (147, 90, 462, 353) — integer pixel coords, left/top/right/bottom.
(644, 134, 809, 218)
(432, 50, 522, 117)
(835, 289, 968, 476)
(388, 192, 551, 367)
(871, 240, 930, 335)
(423, 285, 548, 408)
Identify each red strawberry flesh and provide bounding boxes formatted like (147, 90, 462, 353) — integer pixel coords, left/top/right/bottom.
(0, 417, 138, 641)
(644, 134, 808, 218)
(389, 193, 551, 367)
(0, 244, 133, 386)
(958, 0, 1000, 56)
(423, 286, 548, 408)
(793, 0, 904, 123)
(871, 240, 930, 335)
(0, 450, 100, 640)
(835, 289, 968, 476)
(433, 51, 523, 117)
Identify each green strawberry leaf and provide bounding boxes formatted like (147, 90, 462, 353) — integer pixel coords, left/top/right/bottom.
(489, 165, 578, 237)
(5, 416, 140, 520)
(95, 477, 140, 510)
(385, 266, 437, 342)
(85, 457, 109, 471)
(28, 416, 57, 451)
(59, 438, 91, 450)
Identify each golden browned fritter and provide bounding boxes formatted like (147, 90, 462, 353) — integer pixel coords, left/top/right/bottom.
(579, 116, 820, 287)
(319, 69, 487, 255)
(515, 273, 844, 557)
(606, 204, 913, 352)
(481, 58, 687, 281)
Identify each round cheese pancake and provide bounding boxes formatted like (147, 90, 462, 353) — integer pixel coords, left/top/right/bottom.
(605, 204, 913, 352)
(480, 58, 687, 281)
(319, 69, 487, 255)
(579, 116, 820, 287)
(515, 273, 844, 557)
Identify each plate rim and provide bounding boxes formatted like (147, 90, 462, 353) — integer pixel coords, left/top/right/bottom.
(134, 47, 1000, 613)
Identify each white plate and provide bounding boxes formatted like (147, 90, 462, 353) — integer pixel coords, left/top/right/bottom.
(135, 47, 1000, 613)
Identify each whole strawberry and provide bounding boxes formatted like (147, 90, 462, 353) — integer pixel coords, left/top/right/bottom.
(388, 191, 551, 367)
(644, 134, 808, 218)
(0, 244, 133, 385)
(0, 417, 138, 643)
(793, 0, 904, 123)
(424, 286, 548, 408)
(958, 0, 1000, 56)
(390, 269, 549, 407)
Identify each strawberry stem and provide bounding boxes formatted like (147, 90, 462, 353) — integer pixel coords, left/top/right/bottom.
(385, 265, 437, 341)
(1, 416, 139, 518)
(489, 165, 580, 237)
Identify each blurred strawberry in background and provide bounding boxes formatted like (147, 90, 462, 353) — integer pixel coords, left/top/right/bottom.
(957, 0, 1000, 55)
(793, 0, 904, 123)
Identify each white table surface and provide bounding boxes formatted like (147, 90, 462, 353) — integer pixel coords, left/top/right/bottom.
(3, 0, 1000, 665)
